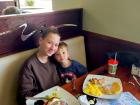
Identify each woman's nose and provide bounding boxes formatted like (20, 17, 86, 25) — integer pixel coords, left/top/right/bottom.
(51, 44, 56, 50)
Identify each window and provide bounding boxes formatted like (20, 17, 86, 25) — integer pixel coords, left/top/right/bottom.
(16, 0, 52, 13)
(0, 0, 13, 1)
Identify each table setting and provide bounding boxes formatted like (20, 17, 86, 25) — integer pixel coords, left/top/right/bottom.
(26, 64, 140, 105)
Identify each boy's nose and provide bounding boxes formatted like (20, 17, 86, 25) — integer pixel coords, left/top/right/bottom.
(59, 54, 63, 58)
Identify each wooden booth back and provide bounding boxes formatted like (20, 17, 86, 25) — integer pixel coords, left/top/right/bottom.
(0, 8, 85, 105)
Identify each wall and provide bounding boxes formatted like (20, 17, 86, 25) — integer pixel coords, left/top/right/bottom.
(83, 0, 140, 44)
(52, 0, 82, 10)
(53, 0, 140, 44)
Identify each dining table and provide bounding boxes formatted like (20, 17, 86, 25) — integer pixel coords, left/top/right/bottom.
(61, 65, 140, 101)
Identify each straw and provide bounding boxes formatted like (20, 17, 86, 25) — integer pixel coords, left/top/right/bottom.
(114, 52, 117, 62)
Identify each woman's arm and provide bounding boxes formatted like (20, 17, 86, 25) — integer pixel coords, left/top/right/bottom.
(18, 64, 39, 105)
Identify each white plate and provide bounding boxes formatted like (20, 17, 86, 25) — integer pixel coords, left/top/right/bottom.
(26, 86, 80, 105)
(82, 74, 123, 99)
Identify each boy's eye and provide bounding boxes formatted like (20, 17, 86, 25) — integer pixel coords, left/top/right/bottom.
(62, 52, 65, 54)
(55, 44, 59, 47)
(55, 53, 60, 56)
(57, 53, 60, 55)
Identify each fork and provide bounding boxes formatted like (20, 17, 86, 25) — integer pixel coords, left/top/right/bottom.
(26, 96, 47, 100)
(72, 77, 77, 91)
(133, 75, 140, 87)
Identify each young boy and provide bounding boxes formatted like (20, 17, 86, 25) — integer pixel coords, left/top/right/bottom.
(54, 42, 88, 84)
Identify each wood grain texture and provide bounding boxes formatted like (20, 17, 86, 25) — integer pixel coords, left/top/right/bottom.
(83, 30, 140, 70)
(0, 8, 83, 57)
(0, 1, 15, 15)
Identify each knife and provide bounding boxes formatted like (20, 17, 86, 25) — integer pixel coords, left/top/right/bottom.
(26, 96, 47, 100)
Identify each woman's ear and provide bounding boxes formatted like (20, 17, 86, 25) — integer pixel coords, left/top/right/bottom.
(39, 37, 43, 46)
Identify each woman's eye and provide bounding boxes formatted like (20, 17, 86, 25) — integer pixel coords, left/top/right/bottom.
(62, 52, 65, 54)
(55, 44, 59, 47)
(47, 41, 51, 44)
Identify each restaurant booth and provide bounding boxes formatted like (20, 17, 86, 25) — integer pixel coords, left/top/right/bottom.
(0, 8, 86, 105)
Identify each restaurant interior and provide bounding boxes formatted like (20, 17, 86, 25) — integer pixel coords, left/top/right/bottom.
(0, 0, 140, 105)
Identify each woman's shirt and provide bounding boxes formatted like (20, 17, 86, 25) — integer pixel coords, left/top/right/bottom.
(18, 53, 60, 105)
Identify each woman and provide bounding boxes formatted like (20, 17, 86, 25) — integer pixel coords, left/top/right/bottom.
(17, 27, 61, 105)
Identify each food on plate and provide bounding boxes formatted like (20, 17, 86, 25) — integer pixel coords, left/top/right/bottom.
(84, 77, 121, 96)
(112, 82, 121, 94)
(83, 82, 103, 96)
(44, 97, 68, 105)
(34, 92, 68, 105)
(44, 92, 59, 100)
(87, 95, 97, 105)
(34, 100, 45, 105)
(34, 98, 68, 105)
(89, 78, 105, 85)
(100, 82, 121, 94)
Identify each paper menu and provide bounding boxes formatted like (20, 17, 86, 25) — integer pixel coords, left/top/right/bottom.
(96, 92, 140, 105)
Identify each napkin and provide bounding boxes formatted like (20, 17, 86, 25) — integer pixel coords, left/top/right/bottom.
(96, 92, 140, 105)
(78, 95, 90, 105)
(78, 92, 140, 105)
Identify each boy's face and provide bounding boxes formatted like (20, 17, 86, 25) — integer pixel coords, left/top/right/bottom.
(55, 46, 70, 63)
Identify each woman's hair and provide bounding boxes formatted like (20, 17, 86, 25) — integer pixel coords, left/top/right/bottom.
(40, 26, 60, 38)
(2, 6, 21, 15)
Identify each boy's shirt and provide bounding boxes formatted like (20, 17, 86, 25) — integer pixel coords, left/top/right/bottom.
(56, 60, 87, 84)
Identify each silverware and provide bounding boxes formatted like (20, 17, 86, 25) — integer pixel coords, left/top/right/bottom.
(26, 96, 47, 100)
(72, 78, 77, 91)
(133, 75, 140, 87)
(128, 81, 135, 86)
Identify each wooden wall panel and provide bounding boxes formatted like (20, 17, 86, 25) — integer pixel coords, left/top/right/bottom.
(83, 30, 140, 71)
(0, 8, 83, 57)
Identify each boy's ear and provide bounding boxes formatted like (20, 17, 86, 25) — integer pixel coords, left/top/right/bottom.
(68, 53, 71, 59)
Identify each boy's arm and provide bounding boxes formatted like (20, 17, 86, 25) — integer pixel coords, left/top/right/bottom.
(74, 61, 88, 77)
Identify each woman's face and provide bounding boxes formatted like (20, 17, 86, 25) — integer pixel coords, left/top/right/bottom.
(39, 33, 60, 57)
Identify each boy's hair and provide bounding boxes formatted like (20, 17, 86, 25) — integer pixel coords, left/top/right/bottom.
(40, 26, 60, 38)
(2, 6, 21, 15)
(58, 42, 68, 49)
